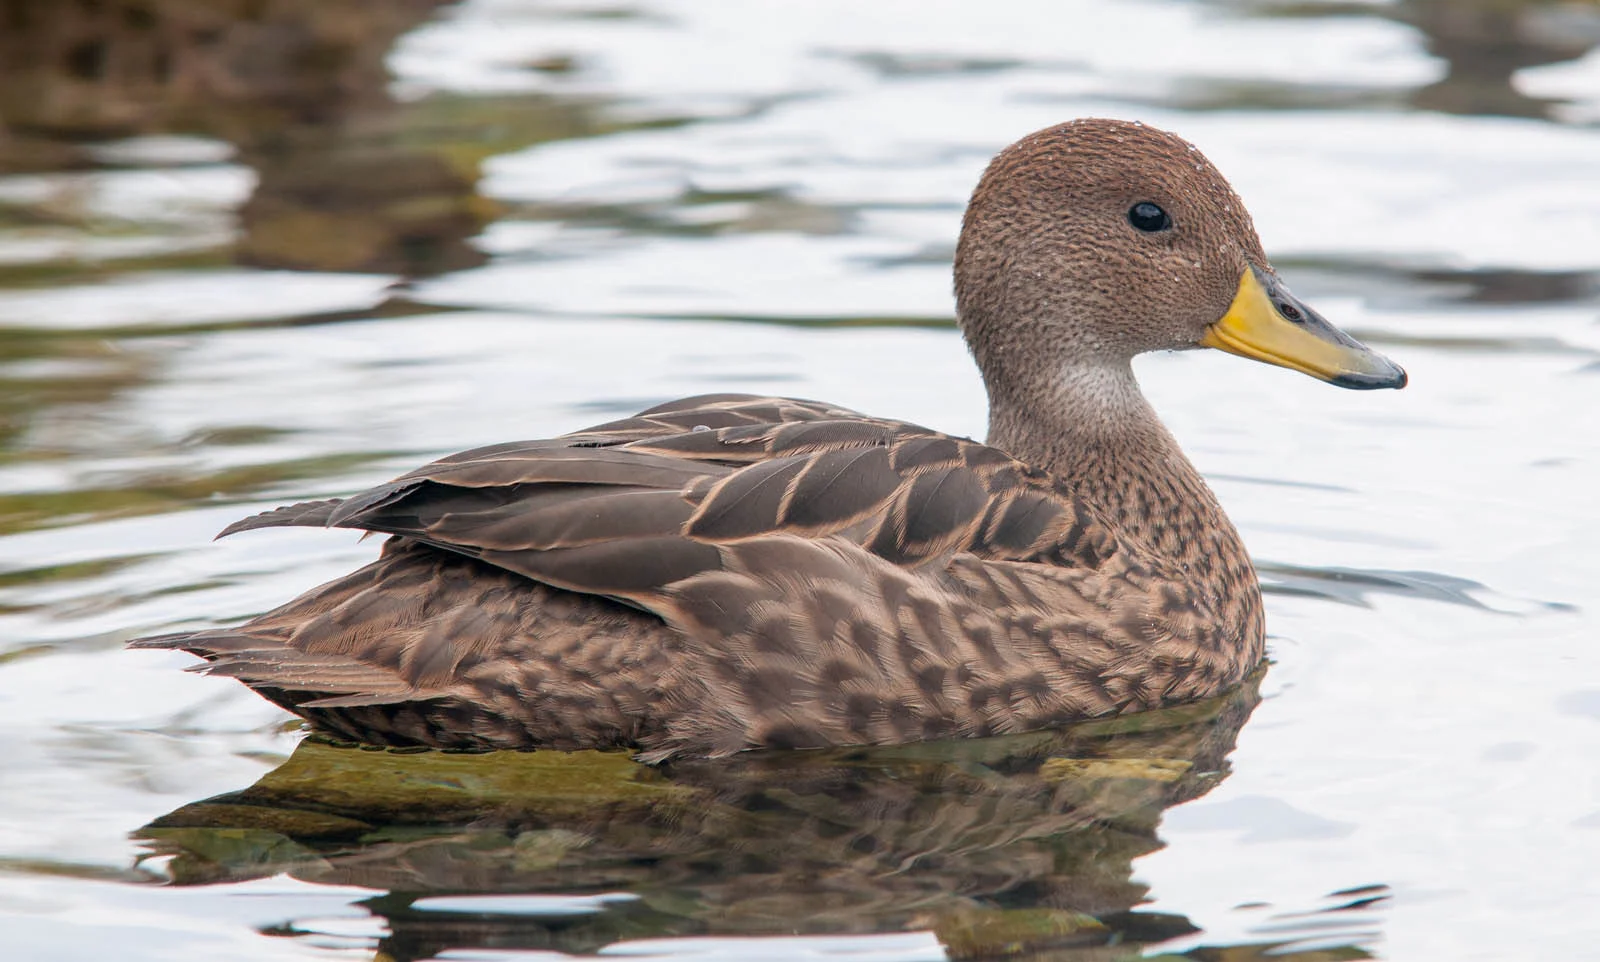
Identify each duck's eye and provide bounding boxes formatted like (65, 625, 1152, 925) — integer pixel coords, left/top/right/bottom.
(1128, 201, 1172, 233)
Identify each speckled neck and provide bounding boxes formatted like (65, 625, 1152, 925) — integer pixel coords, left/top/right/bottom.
(984, 360, 1244, 567)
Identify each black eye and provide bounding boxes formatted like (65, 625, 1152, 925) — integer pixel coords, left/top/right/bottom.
(1128, 201, 1171, 233)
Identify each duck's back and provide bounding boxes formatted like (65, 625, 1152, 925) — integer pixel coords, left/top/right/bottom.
(134, 393, 1257, 759)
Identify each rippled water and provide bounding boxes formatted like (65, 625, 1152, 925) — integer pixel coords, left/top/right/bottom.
(2, 1, 1598, 959)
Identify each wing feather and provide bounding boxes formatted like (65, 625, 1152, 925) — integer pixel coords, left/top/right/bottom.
(214, 395, 1109, 607)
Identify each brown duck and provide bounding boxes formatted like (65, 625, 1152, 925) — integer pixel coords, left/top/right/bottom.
(134, 119, 1405, 761)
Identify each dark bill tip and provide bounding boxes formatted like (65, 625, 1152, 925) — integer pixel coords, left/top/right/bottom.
(1330, 363, 1408, 391)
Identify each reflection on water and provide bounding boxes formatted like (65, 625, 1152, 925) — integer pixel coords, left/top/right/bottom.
(0, 0, 664, 278)
(133, 679, 1381, 961)
(1194, 0, 1600, 120)
(2, 0, 1599, 960)
(1387, 0, 1600, 118)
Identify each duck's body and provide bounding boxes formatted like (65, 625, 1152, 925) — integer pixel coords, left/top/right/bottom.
(144, 394, 1259, 760)
(135, 120, 1404, 760)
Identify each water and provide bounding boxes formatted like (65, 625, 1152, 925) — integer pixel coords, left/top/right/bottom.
(1, 1, 1598, 959)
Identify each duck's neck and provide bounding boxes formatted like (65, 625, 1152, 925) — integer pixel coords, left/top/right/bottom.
(984, 359, 1243, 565)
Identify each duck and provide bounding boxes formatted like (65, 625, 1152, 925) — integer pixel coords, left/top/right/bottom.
(133, 119, 1406, 761)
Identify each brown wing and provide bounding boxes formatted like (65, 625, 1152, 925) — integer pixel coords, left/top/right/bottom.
(217, 393, 1115, 604)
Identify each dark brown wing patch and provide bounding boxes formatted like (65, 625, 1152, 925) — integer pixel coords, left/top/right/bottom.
(898, 467, 990, 549)
(488, 536, 724, 596)
(981, 491, 1066, 555)
(685, 458, 809, 540)
(781, 446, 901, 530)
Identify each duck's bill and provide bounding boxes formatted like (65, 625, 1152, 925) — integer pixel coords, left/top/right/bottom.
(1201, 267, 1407, 390)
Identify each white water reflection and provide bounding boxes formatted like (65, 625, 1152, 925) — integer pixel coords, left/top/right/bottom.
(393, 0, 1436, 103)
(0, 269, 393, 329)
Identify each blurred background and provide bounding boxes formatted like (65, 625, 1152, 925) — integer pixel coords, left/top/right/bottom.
(2, 1, 1599, 960)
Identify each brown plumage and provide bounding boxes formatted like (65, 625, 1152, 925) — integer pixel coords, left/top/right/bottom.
(133, 119, 1405, 760)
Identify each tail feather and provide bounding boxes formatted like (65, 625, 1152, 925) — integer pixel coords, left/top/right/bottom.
(126, 631, 204, 651)
(216, 499, 345, 539)
(129, 625, 438, 708)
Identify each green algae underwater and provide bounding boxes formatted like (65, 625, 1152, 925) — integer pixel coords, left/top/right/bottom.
(131, 679, 1339, 961)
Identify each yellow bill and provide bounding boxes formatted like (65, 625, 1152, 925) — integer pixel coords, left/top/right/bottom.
(1202, 267, 1407, 390)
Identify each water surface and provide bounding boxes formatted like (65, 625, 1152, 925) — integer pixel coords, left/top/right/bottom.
(2, 1, 1598, 959)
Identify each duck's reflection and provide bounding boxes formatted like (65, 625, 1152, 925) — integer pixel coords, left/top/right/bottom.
(130, 675, 1373, 961)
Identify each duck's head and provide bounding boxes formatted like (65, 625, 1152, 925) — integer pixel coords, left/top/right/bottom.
(955, 119, 1405, 400)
